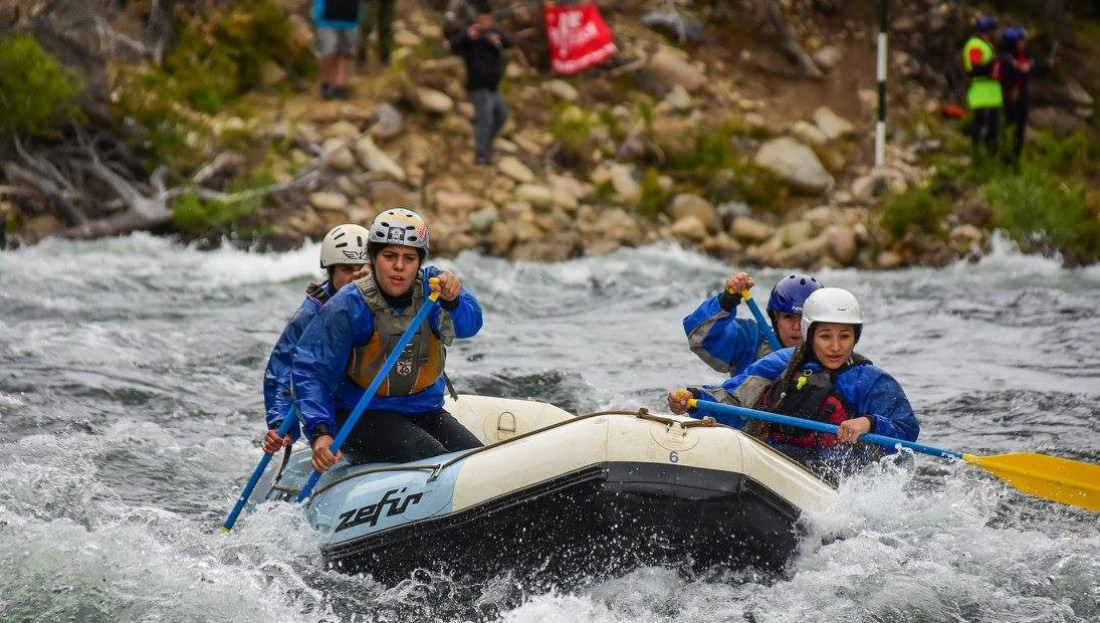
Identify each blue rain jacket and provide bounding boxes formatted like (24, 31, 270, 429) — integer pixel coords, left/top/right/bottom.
(293, 266, 483, 442)
(262, 282, 335, 441)
(692, 347, 920, 459)
(683, 293, 772, 376)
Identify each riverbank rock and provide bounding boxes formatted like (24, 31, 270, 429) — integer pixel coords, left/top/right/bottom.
(754, 137, 834, 195)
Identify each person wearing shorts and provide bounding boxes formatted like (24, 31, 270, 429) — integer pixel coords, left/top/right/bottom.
(314, 0, 361, 99)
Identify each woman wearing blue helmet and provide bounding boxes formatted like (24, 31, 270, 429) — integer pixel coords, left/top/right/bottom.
(670, 287, 920, 481)
(999, 25, 1032, 163)
(684, 272, 823, 376)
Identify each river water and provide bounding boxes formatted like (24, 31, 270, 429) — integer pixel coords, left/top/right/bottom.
(1, 234, 1097, 622)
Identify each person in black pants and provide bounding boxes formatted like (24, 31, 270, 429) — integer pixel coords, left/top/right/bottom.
(450, 4, 513, 166)
(999, 26, 1032, 164)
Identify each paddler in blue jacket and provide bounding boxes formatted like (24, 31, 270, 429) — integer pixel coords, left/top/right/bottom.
(292, 208, 484, 472)
(669, 287, 919, 481)
(684, 273, 823, 376)
(261, 223, 371, 454)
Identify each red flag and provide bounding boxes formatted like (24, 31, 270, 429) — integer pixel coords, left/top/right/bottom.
(544, 2, 617, 75)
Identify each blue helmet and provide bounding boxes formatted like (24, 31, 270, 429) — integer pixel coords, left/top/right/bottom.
(974, 14, 997, 33)
(1002, 26, 1027, 46)
(767, 274, 824, 316)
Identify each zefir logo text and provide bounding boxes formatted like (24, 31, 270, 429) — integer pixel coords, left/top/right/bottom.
(335, 487, 423, 533)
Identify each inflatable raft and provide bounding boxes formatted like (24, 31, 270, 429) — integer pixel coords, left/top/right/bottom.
(247, 395, 836, 583)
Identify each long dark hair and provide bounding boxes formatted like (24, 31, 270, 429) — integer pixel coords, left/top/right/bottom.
(762, 343, 812, 413)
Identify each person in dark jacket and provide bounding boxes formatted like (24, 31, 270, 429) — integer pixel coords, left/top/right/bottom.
(684, 273, 823, 376)
(292, 209, 484, 472)
(449, 5, 513, 166)
(261, 224, 371, 454)
(669, 287, 919, 482)
(999, 25, 1032, 164)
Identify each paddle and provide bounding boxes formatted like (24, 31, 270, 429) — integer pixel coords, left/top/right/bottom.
(689, 398, 1100, 512)
(294, 276, 441, 503)
(738, 288, 783, 352)
(221, 407, 297, 533)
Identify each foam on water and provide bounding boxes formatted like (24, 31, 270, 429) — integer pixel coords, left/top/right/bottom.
(2, 237, 1098, 622)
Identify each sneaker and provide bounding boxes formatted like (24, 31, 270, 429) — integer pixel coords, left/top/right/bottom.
(320, 82, 333, 100)
(331, 86, 350, 100)
(474, 156, 490, 167)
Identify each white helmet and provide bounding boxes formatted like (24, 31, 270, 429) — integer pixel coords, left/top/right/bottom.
(320, 224, 370, 268)
(368, 208, 429, 252)
(800, 287, 863, 342)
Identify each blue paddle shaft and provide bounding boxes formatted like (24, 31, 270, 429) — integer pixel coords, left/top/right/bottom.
(741, 291, 783, 352)
(295, 287, 441, 503)
(691, 399, 961, 460)
(222, 408, 297, 531)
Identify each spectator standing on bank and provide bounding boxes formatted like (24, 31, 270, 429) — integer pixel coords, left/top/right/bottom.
(999, 26, 1033, 164)
(359, 0, 397, 67)
(450, 4, 513, 166)
(314, 0, 362, 100)
(962, 14, 1003, 155)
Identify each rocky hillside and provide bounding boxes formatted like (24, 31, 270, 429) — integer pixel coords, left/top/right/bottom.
(1, 0, 1097, 267)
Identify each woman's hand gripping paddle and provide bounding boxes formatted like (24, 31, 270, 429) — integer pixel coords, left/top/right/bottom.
(221, 407, 296, 533)
(738, 289, 783, 352)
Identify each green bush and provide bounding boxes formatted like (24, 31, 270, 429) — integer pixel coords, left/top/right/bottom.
(172, 192, 258, 233)
(878, 186, 952, 239)
(637, 167, 669, 220)
(164, 0, 314, 112)
(985, 163, 1100, 266)
(0, 34, 82, 136)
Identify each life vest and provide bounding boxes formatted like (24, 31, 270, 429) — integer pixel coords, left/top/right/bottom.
(963, 37, 1004, 109)
(758, 354, 871, 449)
(345, 273, 455, 396)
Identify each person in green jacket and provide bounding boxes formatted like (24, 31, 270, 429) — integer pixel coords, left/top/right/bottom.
(962, 14, 1003, 155)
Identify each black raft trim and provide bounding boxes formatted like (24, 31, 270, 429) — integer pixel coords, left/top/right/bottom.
(320, 461, 809, 581)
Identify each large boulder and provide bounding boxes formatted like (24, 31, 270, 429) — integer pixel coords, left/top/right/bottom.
(669, 193, 718, 233)
(641, 46, 707, 92)
(753, 137, 834, 195)
(811, 107, 855, 141)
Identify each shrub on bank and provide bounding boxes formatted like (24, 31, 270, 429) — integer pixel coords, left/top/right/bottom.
(986, 162, 1100, 267)
(878, 186, 952, 239)
(113, 0, 314, 172)
(0, 34, 82, 136)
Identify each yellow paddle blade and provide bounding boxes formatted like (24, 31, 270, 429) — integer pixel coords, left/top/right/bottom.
(962, 452, 1100, 512)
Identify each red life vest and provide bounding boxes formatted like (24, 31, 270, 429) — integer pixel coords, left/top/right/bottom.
(758, 355, 870, 449)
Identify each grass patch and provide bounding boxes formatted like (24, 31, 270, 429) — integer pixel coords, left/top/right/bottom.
(112, 0, 313, 171)
(637, 167, 669, 220)
(171, 170, 274, 233)
(0, 34, 83, 136)
(985, 162, 1100, 266)
(878, 186, 952, 239)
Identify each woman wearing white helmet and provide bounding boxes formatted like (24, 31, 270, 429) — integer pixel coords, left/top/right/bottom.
(292, 208, 484, 471)
(261, 224, 371, 454)
(668, 287, 919, 480)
